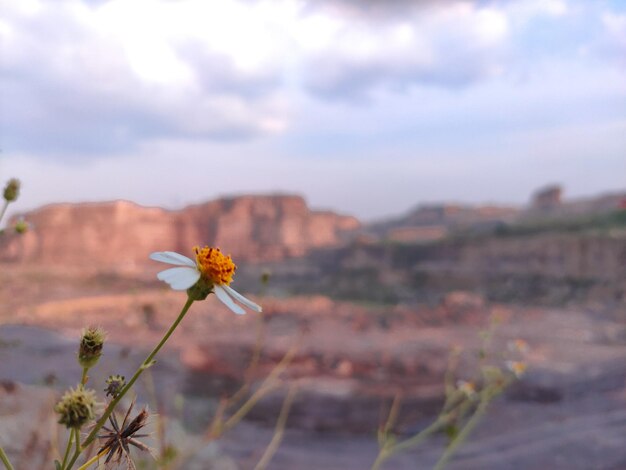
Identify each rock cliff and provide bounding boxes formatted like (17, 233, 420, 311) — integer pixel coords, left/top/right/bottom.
(0, 195, 359, 267)
(267, 231, 626, 306)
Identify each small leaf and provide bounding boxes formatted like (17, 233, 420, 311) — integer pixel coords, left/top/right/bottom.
(140, 360, 156, 370)
(54, 460, 62, 470)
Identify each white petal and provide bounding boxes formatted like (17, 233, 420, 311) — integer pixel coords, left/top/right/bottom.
(222, 285, 262, 312)
(214, 285, 246, 315)
(157, 267, 200, 290)
(150, 251, 196, 267)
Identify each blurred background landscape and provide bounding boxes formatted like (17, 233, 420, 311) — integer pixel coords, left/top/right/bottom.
(1, 0, 625, 469)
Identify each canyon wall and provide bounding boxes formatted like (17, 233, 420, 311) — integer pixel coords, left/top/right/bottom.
(0, 195, 359, 267)
(273, 231, 626, 306)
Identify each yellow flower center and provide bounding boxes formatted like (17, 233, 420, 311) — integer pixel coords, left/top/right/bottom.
(194, 246, 236, 286)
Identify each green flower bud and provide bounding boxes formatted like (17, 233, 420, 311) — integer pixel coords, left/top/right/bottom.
(14, 219, 28, 234)
(3, 179, 20, 202)
(78, 327, 106, 369)
(54, 386, 96, 429)
(104, 374, 126, 398)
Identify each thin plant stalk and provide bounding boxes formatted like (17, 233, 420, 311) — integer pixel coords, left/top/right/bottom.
(81, 368, 89, 386)
(370, 413, 450, 470)
(0, 177, 18, 470)
(392, 415, 449, 454)
(74, 429, 80, 461)
(60, 431, 75, 470)
(254, 383, 298, 470)
(434, 382, 507, 470)
(0, 447, 14, 470)
(64, 296, 195, 470)
(0, 200, 9, 226)
(379, 393, 402, 446)
(211, 343, 298, 439)
(434, 401, 489, 469)
(371, 348, 465, 470)
(371, 381, 508, 470)
(220, 380, 280, 436)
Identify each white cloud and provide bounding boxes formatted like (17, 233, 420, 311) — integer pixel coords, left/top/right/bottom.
(0, 0, 292, 155)
(603, 11, 626, 41)
(601, 11, 626, 64)
(508, 0, 568, 21)
(0, 0, 545, 154)
(297, 2, 512, 98)
(0, 0, 622, 162)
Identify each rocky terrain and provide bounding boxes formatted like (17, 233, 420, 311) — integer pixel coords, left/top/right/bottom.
(267, 227, 626, 306)
(367, 188, 626, 243)
(1, 266, 626, 469)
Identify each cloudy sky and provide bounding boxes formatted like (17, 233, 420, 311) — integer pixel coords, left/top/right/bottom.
(1, 0, 625, 220)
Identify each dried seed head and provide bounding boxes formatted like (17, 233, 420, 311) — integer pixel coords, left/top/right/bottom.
(104, 374, 126, 398)
(98, 401, 153, 468)
(3, 179, 20, 202)
(54, 386, 96, 429)
(78, 326, 106, 369)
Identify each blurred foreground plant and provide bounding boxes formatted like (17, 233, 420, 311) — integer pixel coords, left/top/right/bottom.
(371, 316, 529, 470)
(0, 178, 28, 235)
(0, 177, 22, 470)
(140, 269, 298, 469)
(0, 246, 298, 470)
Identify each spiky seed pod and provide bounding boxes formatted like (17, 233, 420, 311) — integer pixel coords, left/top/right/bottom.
(54, 386, 96, 429)
(104, 375, 126, 398)
(3, 179, 20, 202)
(98, 401, 152, 468)
(78, 326, 106, 369)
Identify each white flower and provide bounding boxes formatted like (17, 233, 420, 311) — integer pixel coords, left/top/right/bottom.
(150, 249, 262, 315)
(456, 380, 477, 398)
(505, 360, 528, 378)
(507, 338, 530, 355)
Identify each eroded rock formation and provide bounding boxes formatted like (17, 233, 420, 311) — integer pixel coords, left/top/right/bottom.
(0, 195, 359, 267)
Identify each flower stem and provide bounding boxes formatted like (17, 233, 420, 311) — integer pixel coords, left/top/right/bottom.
(370, 448, 390, 470)
(0, 200, 9, 227)
(433, 385, 497, 470)
(81, 368, 88, 386)
(74, 429, 80, 460)
(60, 430, 75, 469)
(220, 344, 297, 437)
(370, 412, 450, 470)
(0, 447, 14, 470)
(64, 296, 195, 469)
